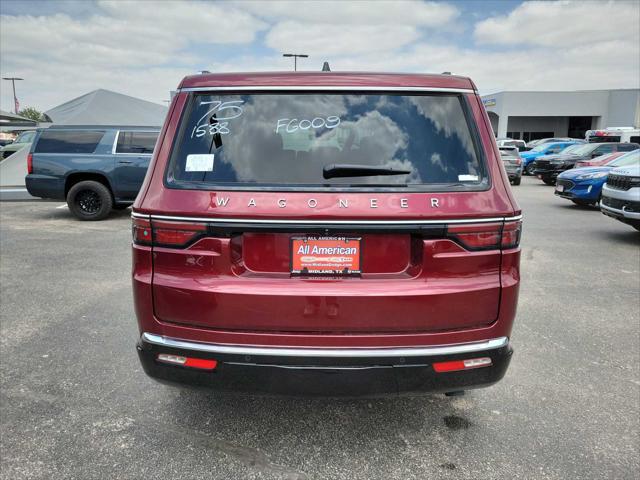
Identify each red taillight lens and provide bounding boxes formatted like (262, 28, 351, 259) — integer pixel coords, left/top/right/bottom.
(27, 153, 33, 174)
(501, 220, 522, 249)
(433, 357, 492, 373)
(132, 217, 207, 248)
(514, 158, 522, 166)
(132, 218, 152, 245)
(448, 222, 502, 250)
(152, 220, 207, 247)
(448, 220, 522, 251)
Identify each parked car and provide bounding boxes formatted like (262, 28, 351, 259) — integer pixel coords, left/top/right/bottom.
(600, 161, 640, 230)
(555, 150, 640, 206)
(586, 127, 640, 144)
(521, 141, 580, 175)
(0, 130, 36, 159)
(533, 142, 639, 185)
(526, 137, 586, 149)
(132, 72, 522, 397)
(499, 146, 522, 185)
(574, 151, 626, 168)
(25, 126, 160, 220)
(496, 138, 526, 151)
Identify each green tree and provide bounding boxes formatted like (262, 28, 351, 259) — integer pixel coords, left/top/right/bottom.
(18, 107, 43, 122)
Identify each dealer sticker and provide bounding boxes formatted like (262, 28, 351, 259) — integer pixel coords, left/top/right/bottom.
(185, 154, 214, 172)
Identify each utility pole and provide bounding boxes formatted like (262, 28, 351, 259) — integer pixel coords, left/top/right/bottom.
(2, 77, 24, 114)
(283, 54, 309, 72)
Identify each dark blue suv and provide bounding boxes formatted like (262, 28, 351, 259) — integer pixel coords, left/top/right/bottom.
(25, 126, 160, 220)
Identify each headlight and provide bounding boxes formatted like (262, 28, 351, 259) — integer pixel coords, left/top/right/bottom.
(576, 171, 609, 180)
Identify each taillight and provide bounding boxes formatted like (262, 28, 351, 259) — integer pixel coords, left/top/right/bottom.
(514, 158, 522, 166)
(132, 218, 152, 245)
(501, 220, 522, 249)
(27, 153, 33, 174)
(132, 217, 207, 248)
(448, 220, 521, 251)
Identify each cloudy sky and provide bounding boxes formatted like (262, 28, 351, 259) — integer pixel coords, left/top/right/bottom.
(1, 0, 638, 112)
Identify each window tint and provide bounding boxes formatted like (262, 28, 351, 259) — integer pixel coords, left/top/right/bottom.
(168, 93, 485, 189)
(617, 144, 638, 152)
(35, 130, 105, 154)
(629, 136, 640, 144)
(115, 131, 158, 154)
(594, 145, 614, 154)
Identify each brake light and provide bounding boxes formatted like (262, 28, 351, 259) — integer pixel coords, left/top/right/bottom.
(514, 158, 522, 166)
(447, 220, 521, 251)
(132, 217, 207, 248)
(27, 153, 33, 174)
(501, 220, 522, 249)
(433, 357, 492, 373)
(157, 353, 217, 370)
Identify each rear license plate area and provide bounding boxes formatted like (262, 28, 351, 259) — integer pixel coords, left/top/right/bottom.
(291, 236, 361, 276)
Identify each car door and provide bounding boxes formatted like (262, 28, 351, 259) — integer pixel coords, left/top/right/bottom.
(113, 131, 158, 200)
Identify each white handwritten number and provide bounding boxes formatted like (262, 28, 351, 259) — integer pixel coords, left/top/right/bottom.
(191, 100, 244, 138)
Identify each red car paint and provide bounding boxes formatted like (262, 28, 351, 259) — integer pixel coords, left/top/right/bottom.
(132, 72, 521, 395)
(575, 151, 625, 168)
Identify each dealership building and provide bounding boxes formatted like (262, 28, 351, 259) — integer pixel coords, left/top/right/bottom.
(482, 89, 640, 142)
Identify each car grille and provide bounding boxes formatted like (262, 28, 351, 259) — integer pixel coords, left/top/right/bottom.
(602, 196, 640, 212)
(606, 174, 639, 191)
(557, 179, 574, 190)
(536, 160, 550, 169)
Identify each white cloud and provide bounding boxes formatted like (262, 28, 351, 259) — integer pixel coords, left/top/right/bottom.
(235, 0, 459, 26)
(1, 1, 638, 113)
(266, 21, 421, 56)
(474, 0, 640, 49)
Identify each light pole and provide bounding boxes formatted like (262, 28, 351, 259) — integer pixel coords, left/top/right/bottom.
(283, 54, 309, 72)
(2, 77, 24, 114)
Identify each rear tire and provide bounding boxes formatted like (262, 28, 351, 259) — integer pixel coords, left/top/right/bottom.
(525, 163, 535, 175)
(543, 178, 556, 186)
(67, 180, 113, 221)
(512, 177, 521, 185)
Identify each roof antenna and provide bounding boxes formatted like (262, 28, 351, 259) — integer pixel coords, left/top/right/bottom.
(322, 62, 331, 72)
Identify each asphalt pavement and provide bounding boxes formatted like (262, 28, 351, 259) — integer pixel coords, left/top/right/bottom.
(1, 177, 639, 479)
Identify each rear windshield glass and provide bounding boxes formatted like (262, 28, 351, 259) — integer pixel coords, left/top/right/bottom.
(35, 130, 105, 154)
(167, 93, 486, 190)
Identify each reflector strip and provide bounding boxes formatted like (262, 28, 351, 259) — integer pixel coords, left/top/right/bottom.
(433, 357, 492, 373)
(157, 353, 217, 370)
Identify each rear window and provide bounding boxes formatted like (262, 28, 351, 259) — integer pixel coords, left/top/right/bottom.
(167, 93, 486, 190)
(115, 131, 158, 154)
(35, 130, 105, 154)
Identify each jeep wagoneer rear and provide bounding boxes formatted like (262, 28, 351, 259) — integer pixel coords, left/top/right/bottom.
(132, 72, 521, 396)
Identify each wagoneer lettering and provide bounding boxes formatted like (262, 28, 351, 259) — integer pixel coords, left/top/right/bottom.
(133, 71, 521, 396)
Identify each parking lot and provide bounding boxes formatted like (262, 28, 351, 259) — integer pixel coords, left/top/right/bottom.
(0, 176, 638, 480)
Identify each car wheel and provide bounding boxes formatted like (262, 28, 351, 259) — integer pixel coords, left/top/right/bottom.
(525, 163, 535, 175)
(543, 178, 556, 186)
(67, 180, 113, 221)
(512, 176, 521, 186)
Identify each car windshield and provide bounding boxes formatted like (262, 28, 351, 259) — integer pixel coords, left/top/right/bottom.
(167, 93, 486, 189)
(531, 143, 552, 152)
(607, 150, 640, 167)
(565, 144, 596, 155)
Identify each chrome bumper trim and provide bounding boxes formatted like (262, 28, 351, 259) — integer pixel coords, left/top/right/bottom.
(141, 333, 509, 358)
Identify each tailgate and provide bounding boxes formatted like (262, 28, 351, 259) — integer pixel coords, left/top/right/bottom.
(147, 218, 507, 333)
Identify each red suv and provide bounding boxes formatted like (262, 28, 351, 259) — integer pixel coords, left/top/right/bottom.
(132, 72, 521, 396)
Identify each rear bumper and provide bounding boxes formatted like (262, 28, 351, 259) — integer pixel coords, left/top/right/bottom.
(137, 333, 513, 396)
(25, 174, 65, 200)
